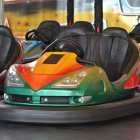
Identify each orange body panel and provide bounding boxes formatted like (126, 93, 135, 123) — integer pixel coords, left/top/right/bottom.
(16, 52, 86, 91)
(124, 67, 140, 89)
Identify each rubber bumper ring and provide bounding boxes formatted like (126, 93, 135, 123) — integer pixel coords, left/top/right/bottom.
(0, 94, 140, 124)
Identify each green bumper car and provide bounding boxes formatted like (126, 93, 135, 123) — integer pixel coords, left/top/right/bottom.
(0, 27, 140, 124)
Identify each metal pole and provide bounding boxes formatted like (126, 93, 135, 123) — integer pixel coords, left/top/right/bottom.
(67, 0, 74, 27)
(94, 0, 103, 33)
(0, 0, 4, 25)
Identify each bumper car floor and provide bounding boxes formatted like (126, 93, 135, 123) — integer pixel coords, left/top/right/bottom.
(1, 93, 140, 140)
(1, 114, 140, 140)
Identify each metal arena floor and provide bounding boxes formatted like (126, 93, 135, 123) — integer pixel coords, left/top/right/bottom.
(0, 114, 140, 140)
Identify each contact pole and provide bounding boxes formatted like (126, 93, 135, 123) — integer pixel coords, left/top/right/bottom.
(94, 0, 103, 33)
(0, 0, 4, 25)
(67, 0, 74, 27)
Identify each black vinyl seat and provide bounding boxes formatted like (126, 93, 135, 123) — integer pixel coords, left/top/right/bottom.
(25, 20, 61, 45)
(93, 27, 139, 81)
(52, 28, 89, 59)
(57, 28, 88, 39)
(0, 25, 22, 72)
(0, 25, 22, 90)
(25, 21, 95, 47)
(129, 23, 140, 43)
(72, 21, 95, 32)
(53, 27, 139, 82)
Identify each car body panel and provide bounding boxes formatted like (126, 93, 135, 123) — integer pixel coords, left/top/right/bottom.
(22, 40, 43, 59)
(16, 52, 86, 90)
(4, 51, 140, 106)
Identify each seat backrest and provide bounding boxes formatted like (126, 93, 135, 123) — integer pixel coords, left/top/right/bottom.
(26, 20, 61, 43)
(0, 25, 22, 72)
(92, 27, 139, 81)
(57, 28, 89, 54)
(57, 27, 87, 38)
(129, 23, 140, 43)
(72, 21, 95, 32)
(55, 27, 139, 82)
(37, 20, 61, 42)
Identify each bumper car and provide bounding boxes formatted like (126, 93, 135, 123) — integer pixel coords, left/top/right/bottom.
(129, 24, 140, 90)
(129, 23, 140, 43)
(22, 20, 61, 60)
(22, 20, 95, 61)
(0, 25, 22, 98)
(0, 27, 140, 124)
(22, 20, 94, 61)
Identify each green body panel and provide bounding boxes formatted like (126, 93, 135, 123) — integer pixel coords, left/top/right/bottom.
(4, 66, 136, 106)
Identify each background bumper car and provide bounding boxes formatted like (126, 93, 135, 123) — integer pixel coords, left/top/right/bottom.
(22, 20, 62, 60)
(22, 20, 95, 61)
(0, 25, 22, 98)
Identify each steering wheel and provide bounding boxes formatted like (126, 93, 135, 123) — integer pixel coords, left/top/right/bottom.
(25, 29, 50, 45)
(51, 38, 84, 58)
